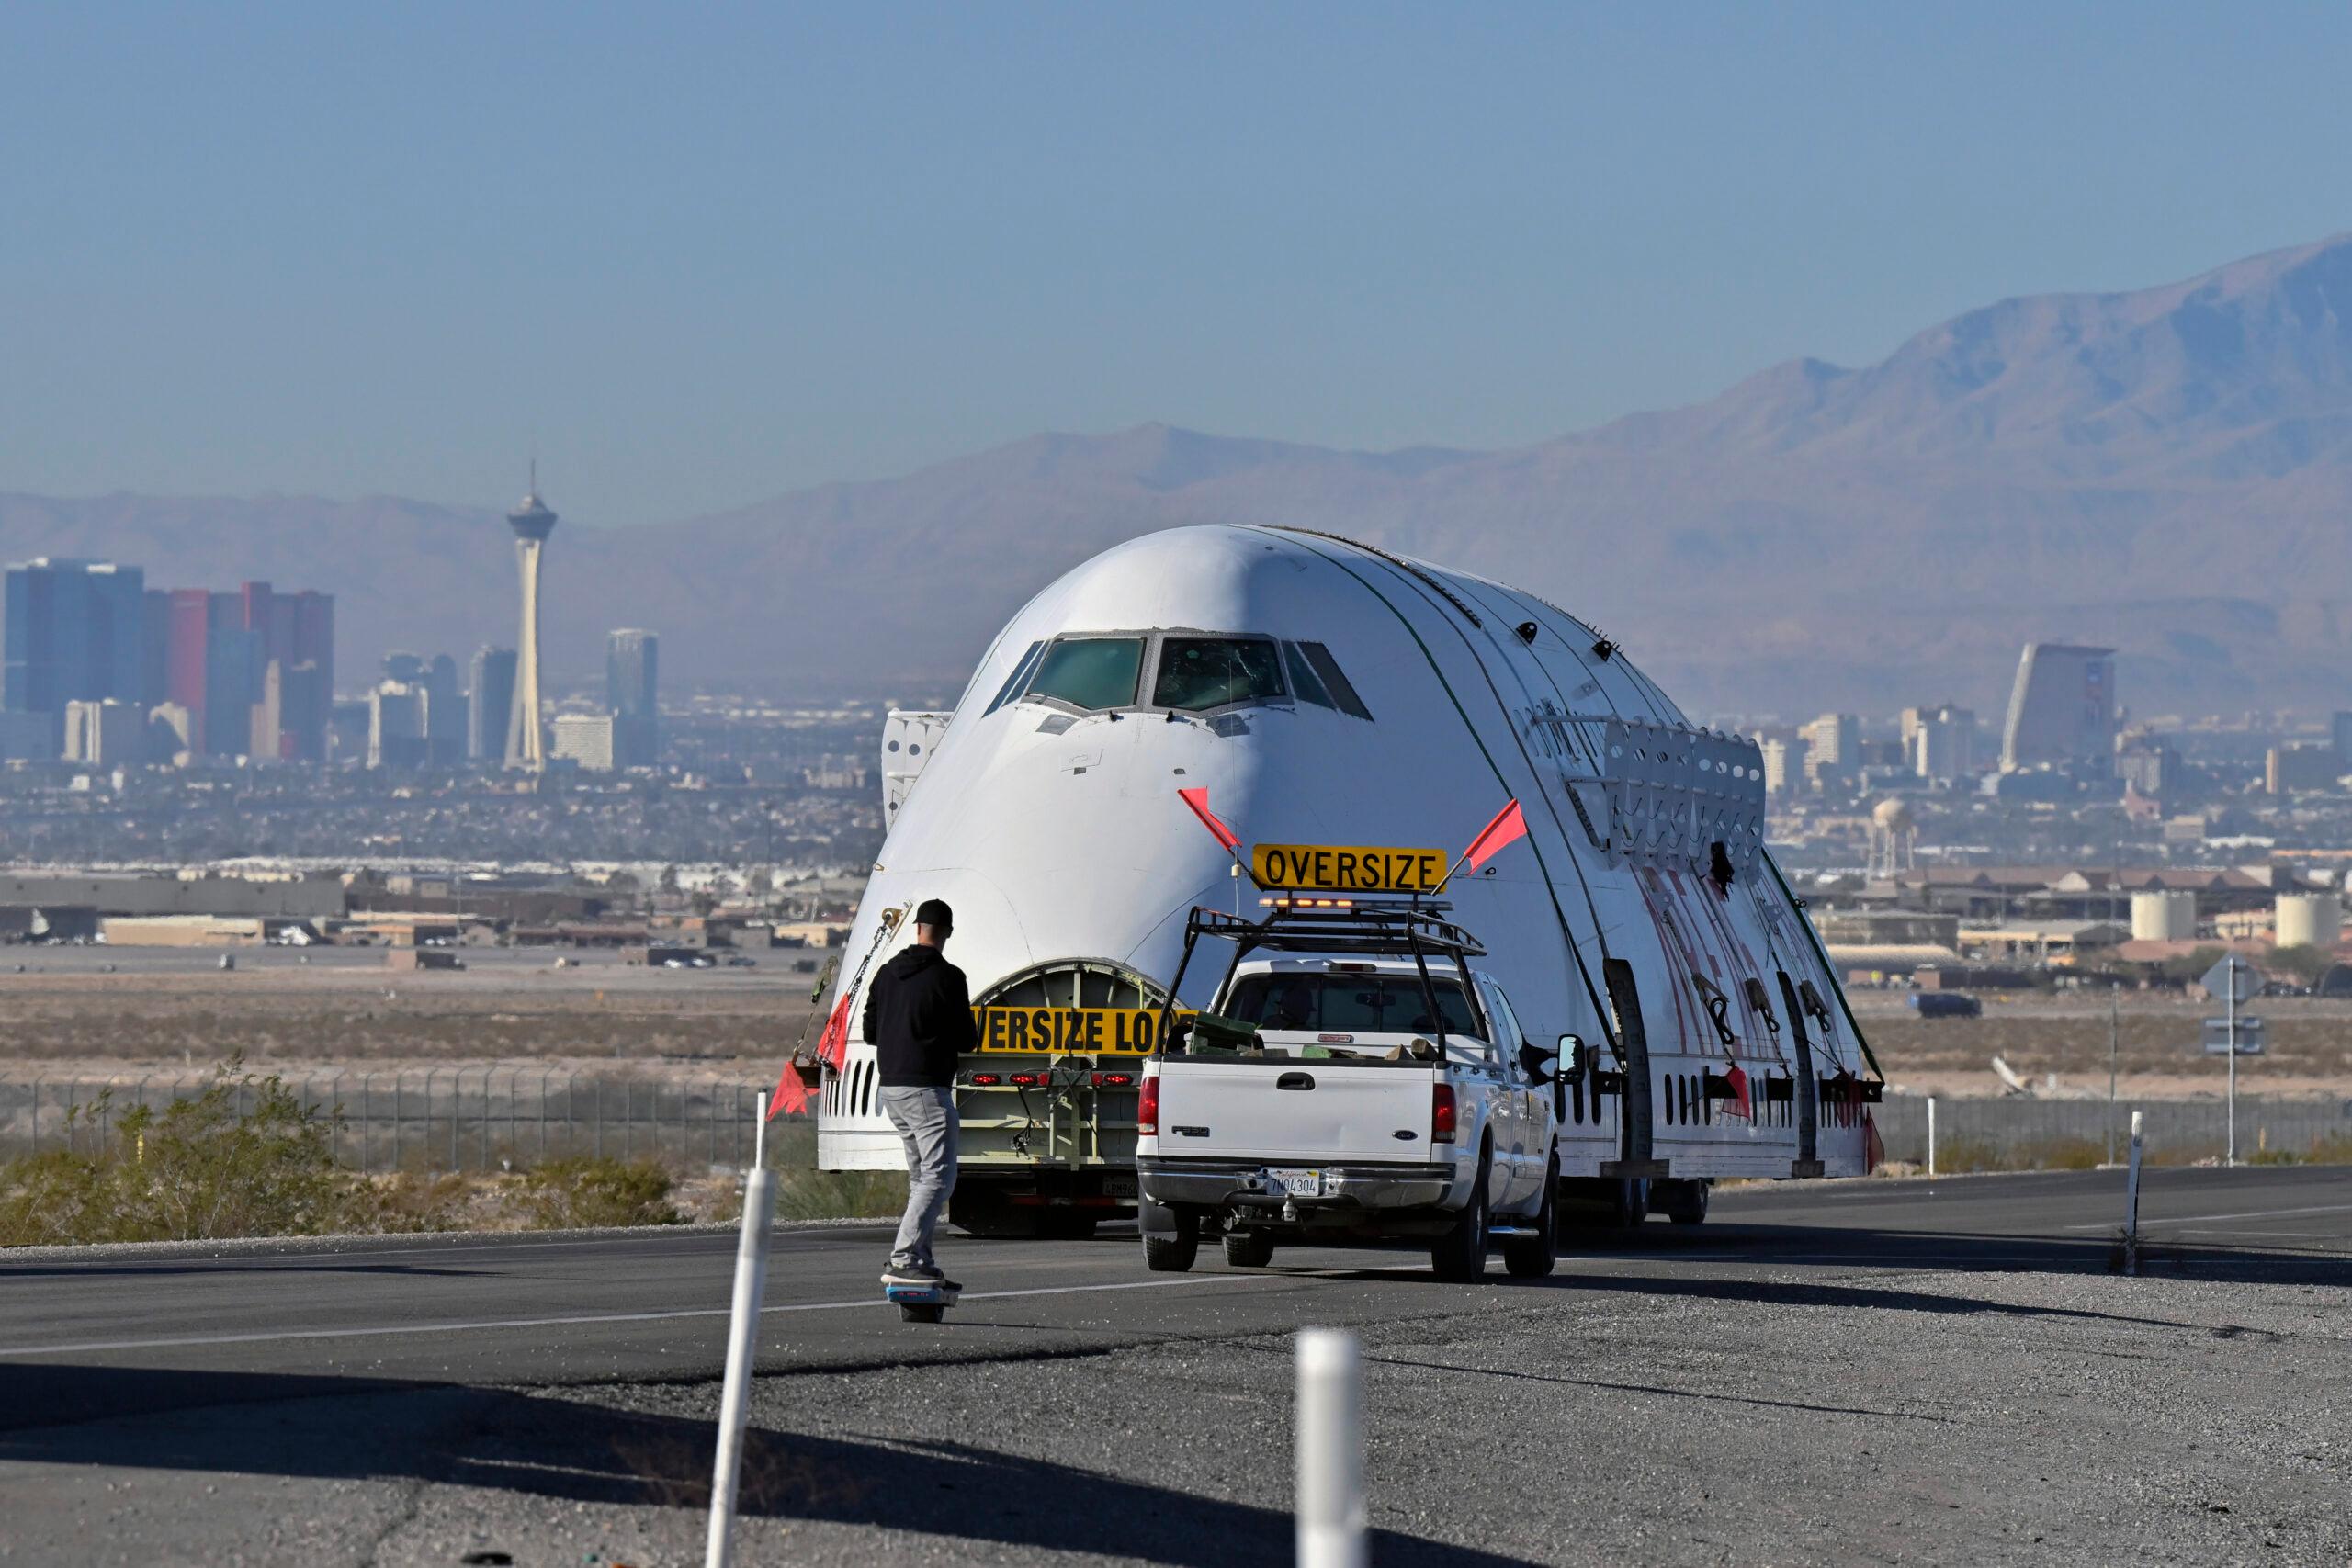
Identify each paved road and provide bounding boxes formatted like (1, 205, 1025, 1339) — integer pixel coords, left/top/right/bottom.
(1, 1167, 2346, 1565)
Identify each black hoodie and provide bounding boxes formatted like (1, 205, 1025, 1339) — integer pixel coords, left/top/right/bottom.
(861, 943, 978, 1088)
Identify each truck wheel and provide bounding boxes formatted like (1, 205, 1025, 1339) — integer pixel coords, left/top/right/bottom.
(1223, 1229, 1275, 1268)
(1430, 1145, 1491, 1281)
(1502, 1157, 1559, 1279)
(1142, 1209, 1200, 1273)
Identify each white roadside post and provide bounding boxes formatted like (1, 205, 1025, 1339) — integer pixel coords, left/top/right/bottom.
(707, 1090, 778, 1568)
(1926, 1096, 1937, 1178)
(1296, 1328, 1366, 1568)
(2122, 1110, 2144, 1278)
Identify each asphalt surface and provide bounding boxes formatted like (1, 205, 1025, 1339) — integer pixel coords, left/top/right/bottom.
(0, 1167, 2346, 1565)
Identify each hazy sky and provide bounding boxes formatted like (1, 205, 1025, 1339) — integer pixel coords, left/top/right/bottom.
(5, 4, 2348, 525)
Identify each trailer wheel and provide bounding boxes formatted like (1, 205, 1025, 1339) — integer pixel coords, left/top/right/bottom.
(1142, 1208, 1200, 1272)
(1502, 1156, 1558, 1279)
(1223, 1229, 1275, 1269)
(1430, 1145, 1491, 1281)
(1657, 1179, 1710, 1225)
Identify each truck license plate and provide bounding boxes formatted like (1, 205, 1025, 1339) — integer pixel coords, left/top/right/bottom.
(1103, 1174, 1137, 1199)
(1269, 1168, 1323, 1198)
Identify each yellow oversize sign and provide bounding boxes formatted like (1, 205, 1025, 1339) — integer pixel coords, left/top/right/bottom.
(971, 1005, 1183, 1055)
(1250, 842, 1449, 893)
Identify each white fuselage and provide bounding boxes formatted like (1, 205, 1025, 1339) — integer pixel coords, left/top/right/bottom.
(820, 525, 1874, 1184)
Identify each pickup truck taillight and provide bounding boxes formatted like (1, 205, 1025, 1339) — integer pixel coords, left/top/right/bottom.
(1137, 1075, 1160, 1135)
(1431, 1083, 1457, 1143)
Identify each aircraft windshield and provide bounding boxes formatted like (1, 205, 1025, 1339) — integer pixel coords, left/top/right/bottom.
(1225, 973, 1479, 1037)
(1026, 637, 1144, 710)
(1153, 637, 1284, 711)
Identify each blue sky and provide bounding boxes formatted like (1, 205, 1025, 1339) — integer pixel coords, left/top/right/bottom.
(4, 4, 2348, 525)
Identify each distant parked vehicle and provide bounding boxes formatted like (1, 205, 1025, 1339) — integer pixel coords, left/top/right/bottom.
(1908, 992, 1981, 1019)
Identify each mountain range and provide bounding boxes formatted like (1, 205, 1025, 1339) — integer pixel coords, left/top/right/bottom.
(10, 231, 2352, 720)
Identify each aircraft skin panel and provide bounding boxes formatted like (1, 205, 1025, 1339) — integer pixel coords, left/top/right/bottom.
(818, 524, 1874, 1179)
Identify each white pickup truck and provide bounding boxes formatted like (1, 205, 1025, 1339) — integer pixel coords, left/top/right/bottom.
(1134, 905, 1574, 1280)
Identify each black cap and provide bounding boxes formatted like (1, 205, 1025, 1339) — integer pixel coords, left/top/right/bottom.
(914, 898, 954, 932)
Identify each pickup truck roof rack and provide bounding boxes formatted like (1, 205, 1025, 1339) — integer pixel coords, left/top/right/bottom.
(1155, 902, 1489, 1056)
(1183, 903, 1488, 961)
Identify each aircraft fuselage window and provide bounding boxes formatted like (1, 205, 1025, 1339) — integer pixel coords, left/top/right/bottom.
(1152, 637, 1285, 712)
(1025, 637, 1144, 711)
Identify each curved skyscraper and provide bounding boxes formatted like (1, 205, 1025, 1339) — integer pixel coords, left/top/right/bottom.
(2000, 642, 2115, 773)
(503, 478, 559, 770)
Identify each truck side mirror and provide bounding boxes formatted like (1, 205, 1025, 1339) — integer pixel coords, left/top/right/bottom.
(1557, 1034, 1587, 1078)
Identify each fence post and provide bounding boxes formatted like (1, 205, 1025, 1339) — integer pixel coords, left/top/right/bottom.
(540, 1069, 553, 1162)
(1926, 1095, 1937, 1178)
(1296, 1328, 1366, 1568)
(2123, 1110, 2144, 1277)
(705, 1091, 776, 1568)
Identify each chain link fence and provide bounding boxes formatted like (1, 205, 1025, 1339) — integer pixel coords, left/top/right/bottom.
(0, 1070, 790, 1173)
(1875, 1093, 2352, 1166)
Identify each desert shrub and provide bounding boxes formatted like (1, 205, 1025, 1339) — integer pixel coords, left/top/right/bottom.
(0, 1062, 356, 1247)
(772, 1168, 908, 1223)
(516, 1156, 681, 1229)
(2303, 1134, 2352, 1167)
(354, 1170, 473, 1232)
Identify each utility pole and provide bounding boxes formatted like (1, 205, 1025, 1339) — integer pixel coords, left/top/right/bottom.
(2117, 973, 2135, 1170)
(2225, 956, 2238, 1168)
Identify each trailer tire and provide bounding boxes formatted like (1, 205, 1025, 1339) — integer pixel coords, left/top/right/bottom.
(1657, 1179, 1710, 1225)
(1430, 1145, 1492, 1281)
(1223, 1229, 1275, 1269)
(1502, 1156, 1559, 1279)
(1142, 1209, 1200, 1273)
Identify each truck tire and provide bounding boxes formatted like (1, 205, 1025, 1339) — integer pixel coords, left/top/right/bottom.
(1430, 1145, 1492, 1281)
(1142, 1209, 1200, 1273)
(1502, 1156, 1559, 1279)
(1223, 1229, 1275, 1269)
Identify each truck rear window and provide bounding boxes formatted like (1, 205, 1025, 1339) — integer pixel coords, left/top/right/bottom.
(1225, 974, 1479, 1036)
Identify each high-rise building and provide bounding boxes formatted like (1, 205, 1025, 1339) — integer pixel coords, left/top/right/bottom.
(550, 711, 616, 771)
(469, 646, 517, 763)
(2333, 712, 2352, 766)
(1797, 712, 1859, 791)
(4, 558, 147, 751)
(503, 476, 559, 770)
(146, 703, 194, 766)
(2000, 643, 2116, 773)
(203, 592, 261, 757)
(605, 628, 658, 768)
(368, 682, 427, 769)
(1759, 736, 1800, 797)
(63, 699, 145, 767)
(424, 653, 467, 764)
(1905, 703, 1978, 782)
(140, 580, 333, 760)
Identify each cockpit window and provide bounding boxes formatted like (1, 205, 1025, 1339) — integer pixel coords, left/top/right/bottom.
(1282, 642, 1335, 710)
(1025, 637, 1144, 711)
(1152, 637, 1284, 712)
(1295, 641, 1373, 721)
(983, 640, 1046, 716)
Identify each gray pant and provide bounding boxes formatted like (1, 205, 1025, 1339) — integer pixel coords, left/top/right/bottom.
(880, 1084, 958, 1271)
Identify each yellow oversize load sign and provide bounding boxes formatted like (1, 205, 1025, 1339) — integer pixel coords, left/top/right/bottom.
(971, 1005, 1186, 1055)
(1250, 842, 1450, 893)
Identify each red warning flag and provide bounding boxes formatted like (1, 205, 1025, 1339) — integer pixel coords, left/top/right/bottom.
(815, 994, 854, 1076)
(1178, 786, 1240, 852)
(766, 1055, 811, 1117)
(1721, 1061, 1752, 1120)
(1462, 799, 1528, 872)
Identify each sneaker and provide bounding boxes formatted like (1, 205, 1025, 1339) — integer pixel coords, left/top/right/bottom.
(882, 1263, 942, 1288)
(932, 1275, 963, 1293)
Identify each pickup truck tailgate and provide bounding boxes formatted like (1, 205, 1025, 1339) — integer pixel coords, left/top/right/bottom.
(1154, 1060, 1440, 1163)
